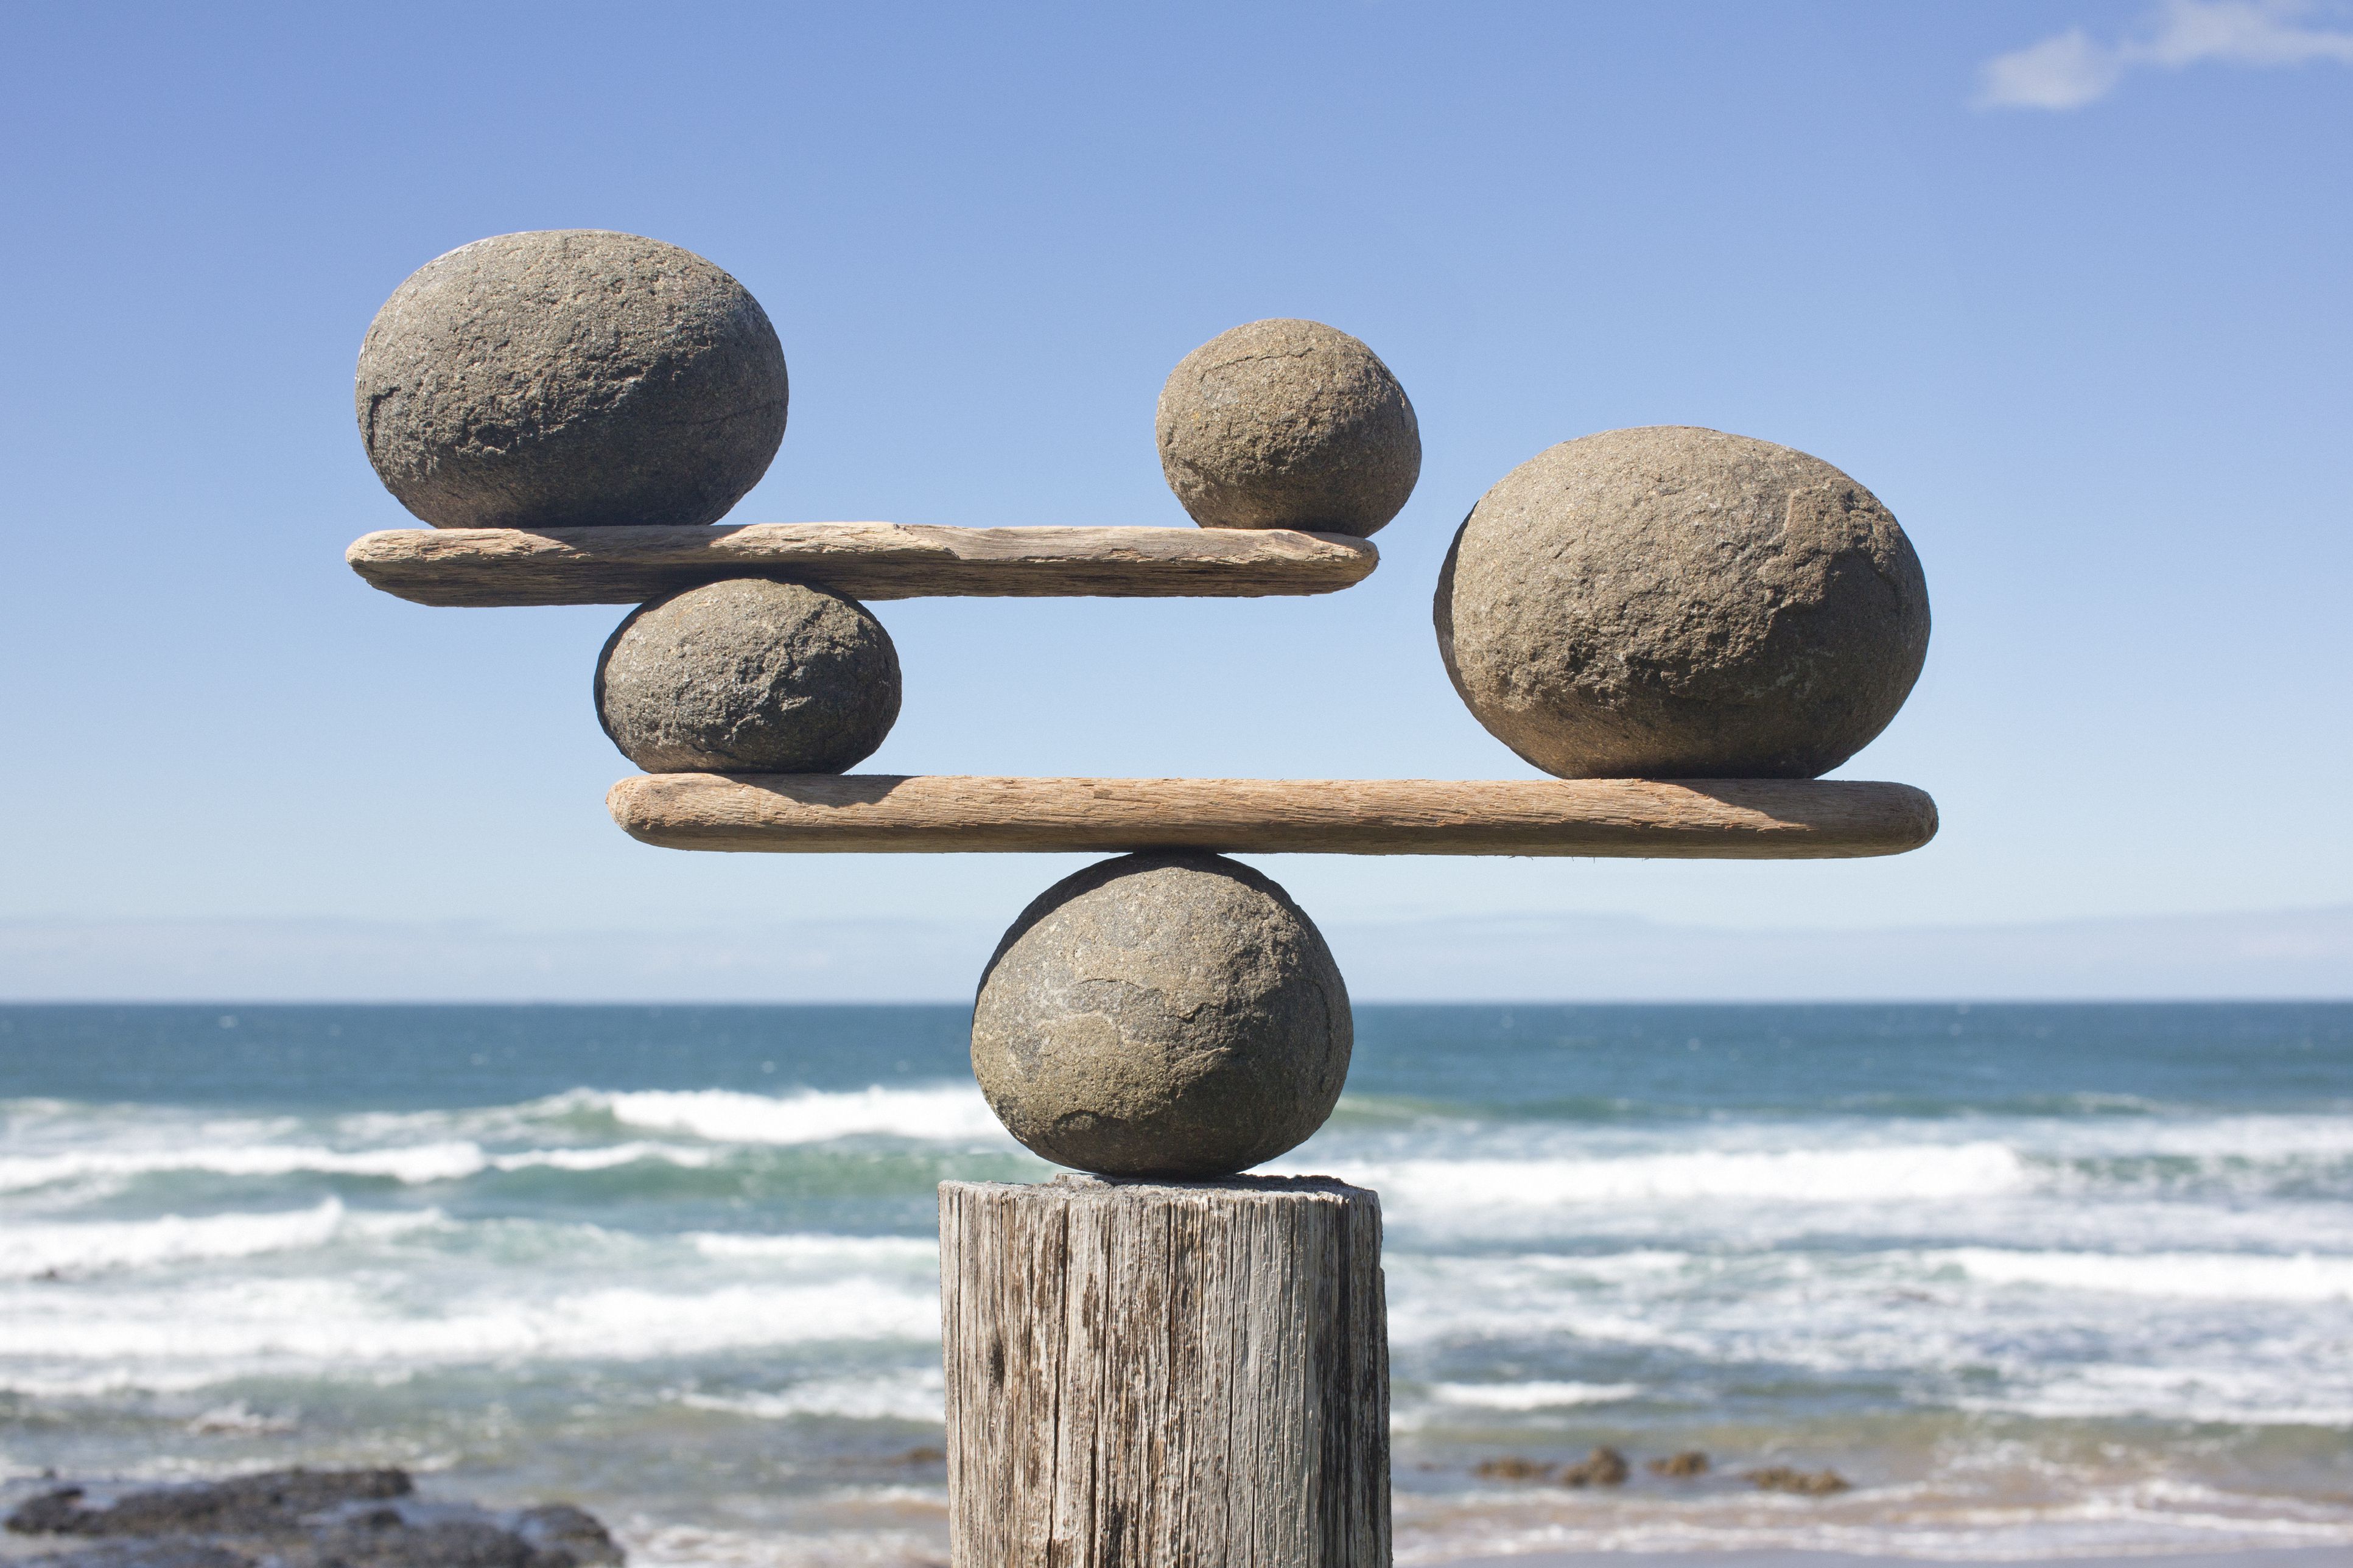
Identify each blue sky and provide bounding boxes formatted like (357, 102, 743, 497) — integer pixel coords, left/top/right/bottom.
(2, 2, 2348, 998)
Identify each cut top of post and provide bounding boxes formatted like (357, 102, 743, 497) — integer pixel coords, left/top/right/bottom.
(345, 522, 1379, 606)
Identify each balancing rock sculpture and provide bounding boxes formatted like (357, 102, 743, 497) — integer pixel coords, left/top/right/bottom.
(1435, 425, 1931, 779)
(347, 234, 1940, 1568)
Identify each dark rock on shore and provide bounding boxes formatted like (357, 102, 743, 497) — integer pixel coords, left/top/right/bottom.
(6, 1469, 622, 1568)
(1647, 1450, 1710, 1477)
(1472, 1455, 1552, 1481)
(10, 1470, 412, 1539)
(1746, 1463, 1851, 1496)
(1558, 1446, 1630, 1488)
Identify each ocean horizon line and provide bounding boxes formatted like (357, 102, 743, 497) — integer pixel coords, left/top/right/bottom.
(5, 995, 2352, 1009)
(5, 904, 2348, 1003)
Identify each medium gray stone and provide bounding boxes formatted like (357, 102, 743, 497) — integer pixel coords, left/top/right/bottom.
(1155, 318, 1419, 537)
(356, 230, 787, 529)
(595, 578, 900, 773)
(1435, 425, 1930, 779)
(971, 853, 1351, 1177)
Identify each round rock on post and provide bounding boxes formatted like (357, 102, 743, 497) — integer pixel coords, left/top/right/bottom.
(356, 230, 788, 530)
(595, 578, 900, 774)
(1155, 318, 1420, 537)
(1435, 425, 1931, 779)
(972, 853, 1352, 1177)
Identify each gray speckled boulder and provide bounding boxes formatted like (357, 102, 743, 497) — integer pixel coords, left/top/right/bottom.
(595, 579, 899, 773)
(1435, 426, 1930, 779)
(1155, 319, 1419, 537)
(972, 853, 1351, 1177)
(356, 230, 787, 529)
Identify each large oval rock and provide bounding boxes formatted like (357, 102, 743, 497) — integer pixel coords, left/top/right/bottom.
(1436, 426, 1930, 779)
(1155, 318, 1419, 537)
(972, 853, 1351, 1177)
(595, 578, 899, 772)
(357, 230, 787, 529)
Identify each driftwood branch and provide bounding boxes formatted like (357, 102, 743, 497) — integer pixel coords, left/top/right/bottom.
(346, 523, 1378, 605)
(606, 774, 1939, 859)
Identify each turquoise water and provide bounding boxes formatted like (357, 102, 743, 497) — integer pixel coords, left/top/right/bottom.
(2, 1003, 2349, 1563)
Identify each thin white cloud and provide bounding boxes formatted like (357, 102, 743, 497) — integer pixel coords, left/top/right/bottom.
(1976, 0, 2353, 110)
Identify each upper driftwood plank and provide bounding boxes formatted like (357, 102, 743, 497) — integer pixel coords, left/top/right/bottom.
(346, 522, 1379, 605)
(607, 775, 1940, 859)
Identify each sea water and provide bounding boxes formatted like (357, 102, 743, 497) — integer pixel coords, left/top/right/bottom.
(2, 1003, 2349, 1564)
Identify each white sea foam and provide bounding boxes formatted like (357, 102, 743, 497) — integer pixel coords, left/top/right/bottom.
(0, 1275, 943, 1396)
(492, 1141, 719, 1172)
(1389, 1480, 2353, 1564)
(689, 1233, 938, 1265)
(603, 1086, 1008, 1146)
(0, 1199, 440, 1278)
(1306, 1141, 2031, 1219)
(0, 1139, 736, 1191)
(678, 1367, 946, 1424)
(0, 1141, 491, 1191)
(622, 1520, 950, 1568)
(1428, 1380, 1644, 1410)
(1969, 1362, 2353, 1426)
(1935, 1246, 2353, 1301)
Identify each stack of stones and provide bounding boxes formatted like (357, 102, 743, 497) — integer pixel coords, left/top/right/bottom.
(354, 230, 1927, 1183)
(356, 230, 902, 777)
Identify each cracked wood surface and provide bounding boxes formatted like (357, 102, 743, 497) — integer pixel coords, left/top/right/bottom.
(606, 774, 1938, 858)
(941, 1175, 1389, 1568)
(345, 523, 1378, 605)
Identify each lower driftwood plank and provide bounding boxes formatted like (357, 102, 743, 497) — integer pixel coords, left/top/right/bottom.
(606, 774, 1939, 859)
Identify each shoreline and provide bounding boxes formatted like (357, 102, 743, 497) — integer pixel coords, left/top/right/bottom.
(1421, 1544, 2353, 1553)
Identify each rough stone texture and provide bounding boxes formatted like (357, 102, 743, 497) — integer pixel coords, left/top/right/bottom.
(356, 229, 787, 529)
(1156, 318, 1420, 537)
(941, 1174, 1388, 1567)
(971, 853, 1350, 1176)
(5, 1472, 620, 1568)
(595, 578, 900, 774)
(1436, 425, 1930, 779)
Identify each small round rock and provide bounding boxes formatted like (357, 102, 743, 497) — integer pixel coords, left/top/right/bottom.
(972, 853, 1352, 1177)
(595, 578, 899, 773)
(357, 230, 787, 530)
(1155, 318, 1420, 537)
(1436, 426, 1930, 779)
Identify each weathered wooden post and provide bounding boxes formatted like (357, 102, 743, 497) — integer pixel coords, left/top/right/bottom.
(941, 1175, 1389, 1567)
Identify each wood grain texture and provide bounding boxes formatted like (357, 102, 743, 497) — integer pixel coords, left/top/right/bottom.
(941, 1174, 1389, 1568)
(345, 523, 1378, 604)
(607, 774, 1939, 859)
